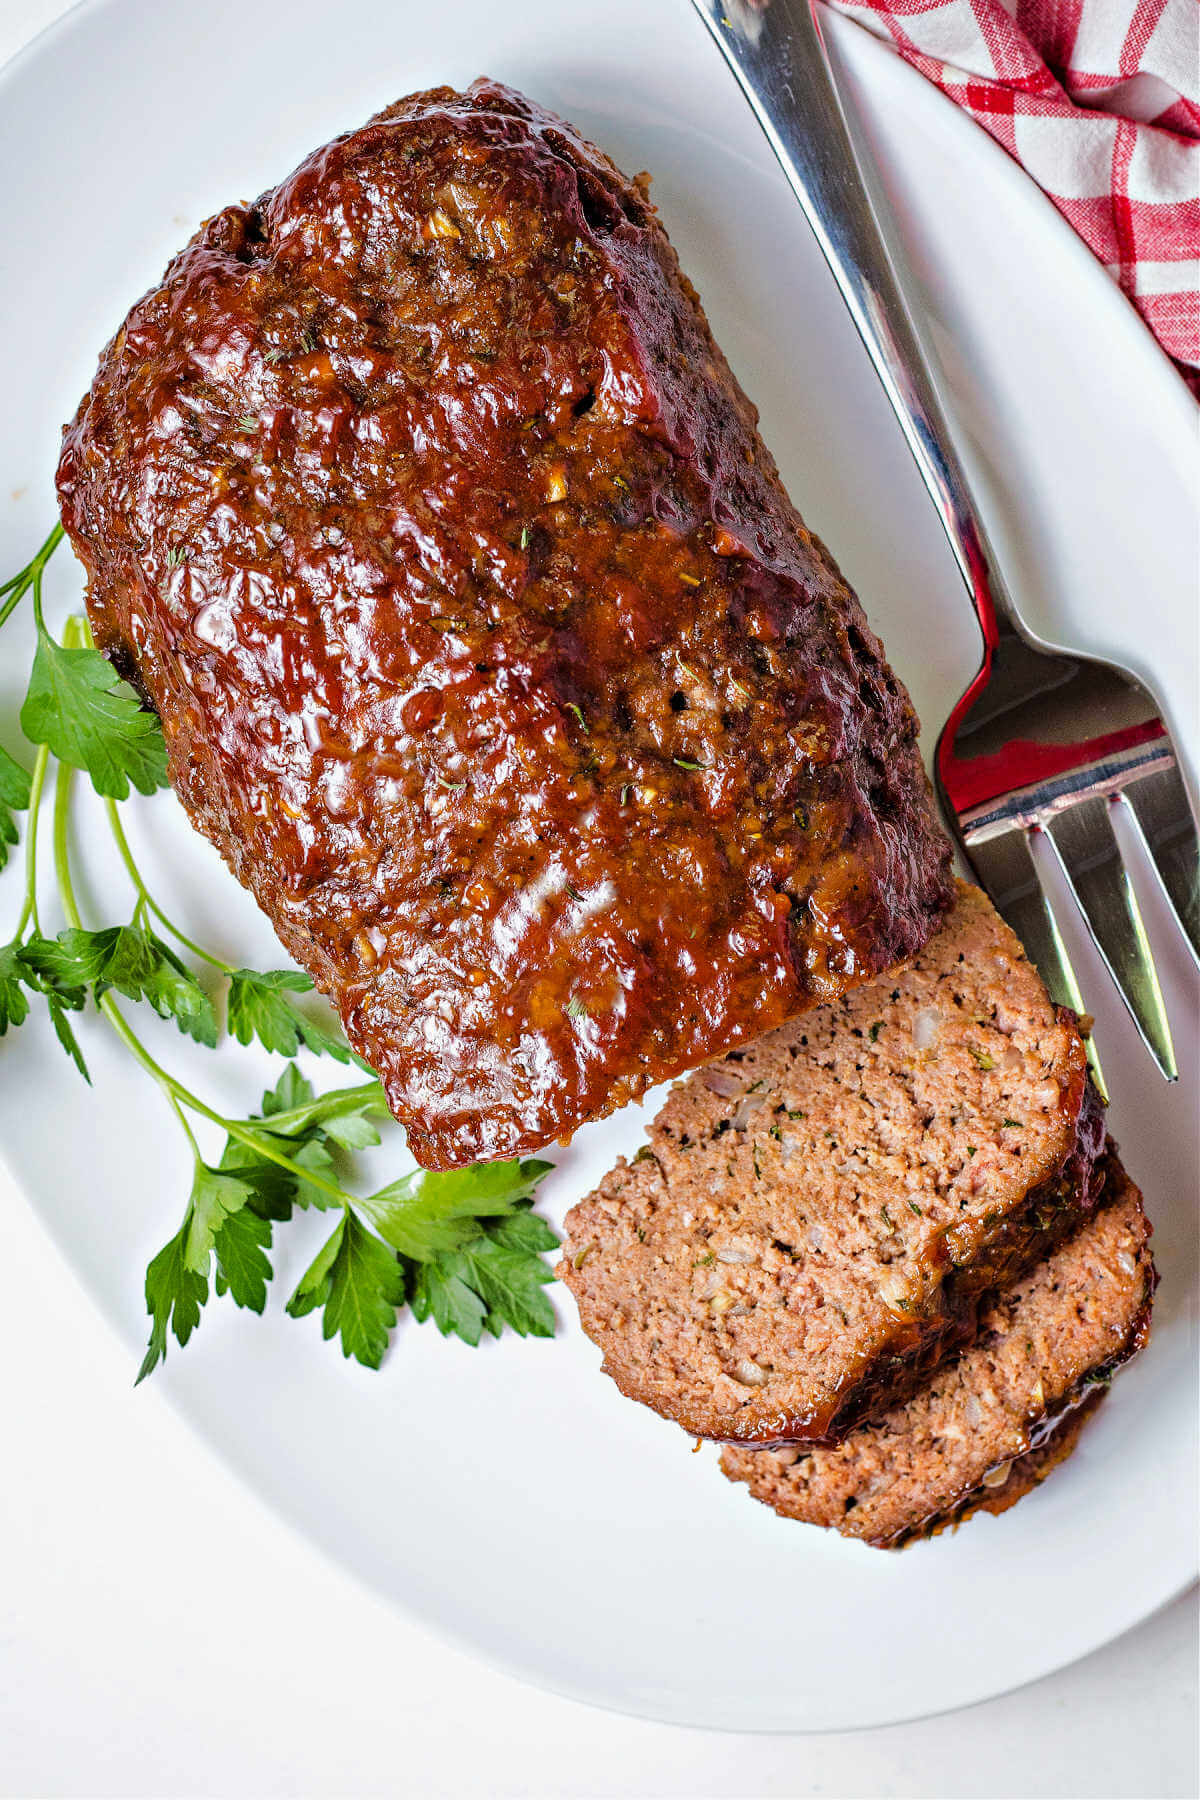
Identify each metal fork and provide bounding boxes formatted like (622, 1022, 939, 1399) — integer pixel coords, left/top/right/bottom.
(692, 0, 1199, 1083)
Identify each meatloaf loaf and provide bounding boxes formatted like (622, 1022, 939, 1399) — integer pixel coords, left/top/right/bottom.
(56, 78, 951, 1169)
(559, 884, 1105, 1444)
(720, 1158, 1154, 1546)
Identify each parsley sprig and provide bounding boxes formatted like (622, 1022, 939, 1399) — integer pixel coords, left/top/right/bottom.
(0, 528, 558, 1378)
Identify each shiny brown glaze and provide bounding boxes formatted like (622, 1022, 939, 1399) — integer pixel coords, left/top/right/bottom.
(57, 80, 951, 1167)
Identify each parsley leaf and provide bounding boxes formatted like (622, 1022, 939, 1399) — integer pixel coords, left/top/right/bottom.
(217, 1067, 326, 1217)
(287, 1135, 342, 1211)
(296, 1014, 365, 1067)
(319, 1109, 381, 1151)
(20, 630, 168, 799)
(0, 941, 32, 1035)
(0, 745, 31, 873)
(409, 1259, 488, 1344)
(137, 1225, 209, 1384)
(227, 967, 314, 1054)
(215, 1065, 379, 1221)
(137, 935, 218, 1046)
(219, 1147, 296, 1221)
(226, 965, 361, 1065)
(45, 993, 91, 1082)
(486, 1209, 560, 1256)
(15, 940, 87, 1011)
(139, 1163, 265, 1377)
(461, 1232, 557, 1338)
(412, 1218, 557, 1343)
(23, 925, 217, 1046)
(212, 1205, 273, 1312)
(356, 1157, 553, 1259)
(259, 1061, 313, 1117)
(286, 1210, 408, 1367)
(183, 1164, 255, 1273)
(0, 939, 91, 1077)
(382, 1165, 558, 1347)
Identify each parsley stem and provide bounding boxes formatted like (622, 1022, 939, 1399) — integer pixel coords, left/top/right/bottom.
(12, 741, 51, 941)
(29, 543, 52, 636)
(100, 986, 228, 1138)
(0, 523, 62, 631)
(103, 798, 234, 972)
(248, 1080, 388, 1137)
(53, 758, 192, 1106)
(219, 1118, 355, 1205)
(54, 762, 356, 1211)
(170, 1094, 202, 1162)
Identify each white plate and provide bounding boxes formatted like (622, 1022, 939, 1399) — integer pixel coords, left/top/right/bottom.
(0, 0, 1195, 1735)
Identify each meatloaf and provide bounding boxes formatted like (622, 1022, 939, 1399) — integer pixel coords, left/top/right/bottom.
(55, 78, 951, 1169)
(559, 884, 1106, 1444)
(720, 1158, 1154, 1546)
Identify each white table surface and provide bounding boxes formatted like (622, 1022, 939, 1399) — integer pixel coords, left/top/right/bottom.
(0, 3, 1196, 1796)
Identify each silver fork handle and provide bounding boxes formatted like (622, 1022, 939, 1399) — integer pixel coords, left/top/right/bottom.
(690, 0, 1015, 653)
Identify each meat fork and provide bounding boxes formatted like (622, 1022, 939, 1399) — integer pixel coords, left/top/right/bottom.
(692, 0, 1199, 1083)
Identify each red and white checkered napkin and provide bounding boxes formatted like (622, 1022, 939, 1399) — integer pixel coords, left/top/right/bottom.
(830, 0, 1200, 387)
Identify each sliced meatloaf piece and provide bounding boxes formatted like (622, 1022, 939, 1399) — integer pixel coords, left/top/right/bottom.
(720, 1159, 1154, 1547)
(559, 884, 1106, 1445)
(56, 78, 952, 1170)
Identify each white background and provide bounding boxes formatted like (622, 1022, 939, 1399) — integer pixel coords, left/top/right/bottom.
(0, 1, 1196, 1796)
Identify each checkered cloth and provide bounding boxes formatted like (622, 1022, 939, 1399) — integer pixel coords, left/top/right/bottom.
(831, 0, 1200, 387)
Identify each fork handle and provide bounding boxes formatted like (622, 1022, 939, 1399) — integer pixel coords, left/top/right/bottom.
(690, 0, 1015, 659)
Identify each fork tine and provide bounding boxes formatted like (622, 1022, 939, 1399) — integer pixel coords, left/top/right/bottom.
(1043, 795, 1178, 1080)
(1118, 763, 1200, 966)
(963, 826, 1107, 1099)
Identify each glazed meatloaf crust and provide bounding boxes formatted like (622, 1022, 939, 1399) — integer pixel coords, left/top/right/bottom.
(720, 1159, 1154, 1547)
(560, 885, 1106, 1445)
(56, 79, 951, 1169)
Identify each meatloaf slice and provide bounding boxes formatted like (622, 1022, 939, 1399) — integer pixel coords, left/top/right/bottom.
(56, 78, 952, 1170)
(559, 884, 1106, 1444)
(720, 1160, 1154, 1547)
